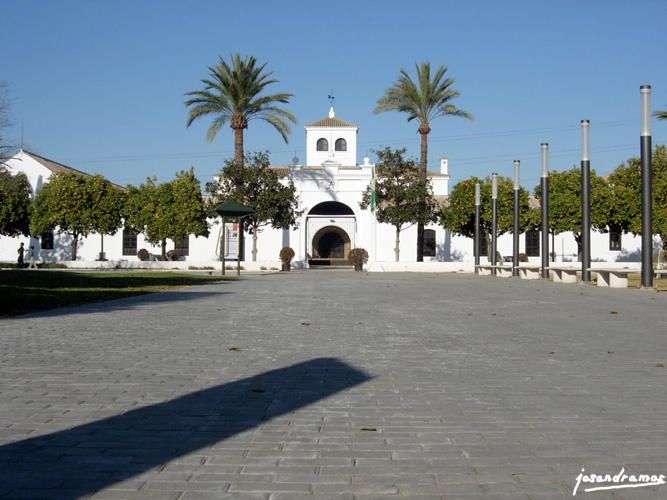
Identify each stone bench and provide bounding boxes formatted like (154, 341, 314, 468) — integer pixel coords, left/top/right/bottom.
(549, 266, 579, 283)
(514, 264, 541, 280)
(475, 264, 513, 277)
(587, 268, 640, 288)
(655, 269, 667, 279)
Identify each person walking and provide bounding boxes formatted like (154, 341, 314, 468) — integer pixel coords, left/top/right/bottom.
(17, 242, 25, 268)
(28, 246, 38, 269)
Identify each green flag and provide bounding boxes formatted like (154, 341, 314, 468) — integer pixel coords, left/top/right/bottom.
(371, 166, 376, 213)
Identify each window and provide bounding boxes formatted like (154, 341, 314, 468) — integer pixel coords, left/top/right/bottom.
(423, 229, 436, 257)
(123, 227, 137, 256)
(317, 138, 328, 151)
(525, 230, 540, 257)
(335, 138, 347, 151)
(610, 230, 622, 251)
(175, 236, 190, 257)
(41, 230, 54, 250)
(479, 236, 488, 257)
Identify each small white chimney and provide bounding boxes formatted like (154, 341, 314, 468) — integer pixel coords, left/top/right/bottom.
(440, 156, 449, 175)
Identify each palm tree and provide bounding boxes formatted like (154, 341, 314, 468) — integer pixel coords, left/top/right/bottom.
(374, 62, 473, 261)
(654, 109, 667, 121)
(185, 54, 297, 166)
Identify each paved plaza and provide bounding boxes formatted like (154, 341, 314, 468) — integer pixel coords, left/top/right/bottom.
(1, 270, 666, 499)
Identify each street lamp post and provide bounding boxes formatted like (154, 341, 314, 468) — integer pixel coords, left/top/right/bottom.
(491, 173, 498, 275)
(640, 85, 653, 288)
(541, 144, 550, 278)
(581, 120, 591, 282)
(513, 161, 520, 277)
(474, 182, 481, 274)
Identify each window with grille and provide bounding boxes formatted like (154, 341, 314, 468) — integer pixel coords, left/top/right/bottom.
(423, 229, 436, 257)
(175, 236, 190, 256)
(525, 230, 540, 257)
(123, 227, 137, 256)
(41, 230, 54, 250)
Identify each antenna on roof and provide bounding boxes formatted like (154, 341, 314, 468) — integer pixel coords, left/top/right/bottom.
(327, 90, 335, 107)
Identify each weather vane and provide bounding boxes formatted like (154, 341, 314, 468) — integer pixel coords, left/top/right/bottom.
(328, 90, 335, 107)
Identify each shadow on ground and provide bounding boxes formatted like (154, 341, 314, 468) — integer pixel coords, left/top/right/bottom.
(0, 357, 371, 499)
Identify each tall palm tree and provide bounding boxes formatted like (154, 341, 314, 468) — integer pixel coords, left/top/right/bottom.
(185, 54, 297, 166)
(654, 109, 667, 121)
(374, 62, 473, 261)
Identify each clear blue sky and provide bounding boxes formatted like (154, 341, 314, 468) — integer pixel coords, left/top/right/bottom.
(3, 0, 666, 190)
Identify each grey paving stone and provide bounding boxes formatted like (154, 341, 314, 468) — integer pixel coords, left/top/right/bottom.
(1, 271, 667, 499)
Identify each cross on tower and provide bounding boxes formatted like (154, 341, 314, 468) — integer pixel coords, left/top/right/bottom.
(328, 90, 335, 107)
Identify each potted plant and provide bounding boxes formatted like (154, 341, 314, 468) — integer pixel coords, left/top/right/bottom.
(137, 248, 150, 261)
(347, 248, 369, 272)
(279, 247, 295, 271)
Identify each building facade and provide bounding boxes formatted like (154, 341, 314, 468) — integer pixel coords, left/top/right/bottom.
(0, 107, 648, 270)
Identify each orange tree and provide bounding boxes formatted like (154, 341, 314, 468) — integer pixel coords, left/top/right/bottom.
(607, 144, 667, 251)
(30, 172, 125, 260)
(0, 167, 31, 237)
(124, 168, 209, 260)
(441, 175, 532, 260)
(533, 168, 611, 260)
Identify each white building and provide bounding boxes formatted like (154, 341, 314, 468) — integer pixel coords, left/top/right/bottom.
(0, 107, 648, 271)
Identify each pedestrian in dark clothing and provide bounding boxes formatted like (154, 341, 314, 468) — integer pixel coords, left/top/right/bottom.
(17, 242, 25, 268)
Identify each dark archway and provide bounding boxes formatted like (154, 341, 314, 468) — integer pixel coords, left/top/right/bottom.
(311, 226, 351, 266)
(308, 201, 354, 216)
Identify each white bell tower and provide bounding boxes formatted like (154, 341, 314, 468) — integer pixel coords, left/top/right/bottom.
(304, 107, 359, 167)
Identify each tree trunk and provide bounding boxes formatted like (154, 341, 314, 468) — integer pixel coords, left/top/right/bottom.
(574, 233, 582, 262)
(234, 127, 244, 167)
(252, 229, 258, 262)
(161, 239, 167, 260)
(395, 226, 401, 262)
(483, 230, 493, 263)
(416, 130, 429, 262)
(70, 235, 78, 261)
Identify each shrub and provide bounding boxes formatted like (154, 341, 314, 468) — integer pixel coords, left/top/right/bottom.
(166, 249, 181, 261)
(137, 248, 150, 261)
(519, 253, 528, 262)
(279, 247, 295, 264)
(347, 248, 369, 266)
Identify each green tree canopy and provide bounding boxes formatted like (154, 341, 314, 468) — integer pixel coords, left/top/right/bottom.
(607, 144, 667, 250)
(374, 62, 473, 261)
(0, 167, 31, 237)
(185, 53, 296, 166)
(30, 172, 125, 260)
(533, 167, 611, 259)
(441, 175, 532, 260)
(207, 151, 303, 262)
(360, 147, 438, 262)
(124, 168, 209, 260)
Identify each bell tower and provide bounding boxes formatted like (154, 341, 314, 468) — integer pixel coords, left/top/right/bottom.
(304, 107, 359, 167)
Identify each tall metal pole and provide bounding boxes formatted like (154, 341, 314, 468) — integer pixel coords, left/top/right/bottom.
(513, 161, 520, 277)
(221, 216, 227, 276)
(541, 143, 550, 278)
(581, 120, 591, 282)
(491, 173, 498, 275)
(474, 182, 481, 274)
(640, 85, 653, 288)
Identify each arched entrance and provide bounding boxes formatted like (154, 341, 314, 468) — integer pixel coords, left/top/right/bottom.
(307, 202, 356, 266)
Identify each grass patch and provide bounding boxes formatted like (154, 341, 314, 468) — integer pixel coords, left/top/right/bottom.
(0, 270, 233, 318)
